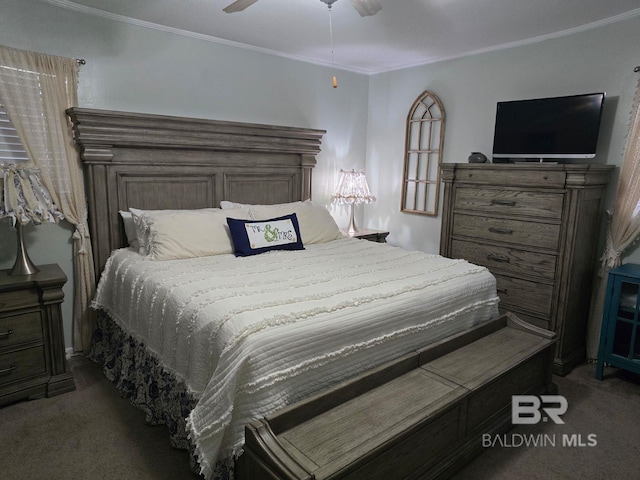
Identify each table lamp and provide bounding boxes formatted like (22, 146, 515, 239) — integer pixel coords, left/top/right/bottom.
(332, 169, 376, 234)
(1, 164, 64, 275)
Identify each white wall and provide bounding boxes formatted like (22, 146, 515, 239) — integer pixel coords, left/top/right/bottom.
(0, 0, 370, 349)
(365, 15, 640, 266)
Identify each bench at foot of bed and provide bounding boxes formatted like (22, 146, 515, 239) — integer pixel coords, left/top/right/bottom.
(236, 312, 557, 480)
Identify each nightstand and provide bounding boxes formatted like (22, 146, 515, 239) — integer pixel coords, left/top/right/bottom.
(596, 263, 640, 380)
(341, 228, 389, 243)
(0, 264, 75, 406)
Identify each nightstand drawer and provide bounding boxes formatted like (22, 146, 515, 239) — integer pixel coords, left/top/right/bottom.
(451, 239, 557, 280)
(0, 346, 47, 386)
(452, 214, 561, 250)
(454, 188, 564, 220)
(0, 288, 40, 313)
(494, 274, 554, 317)
(0, 312, 44, 349)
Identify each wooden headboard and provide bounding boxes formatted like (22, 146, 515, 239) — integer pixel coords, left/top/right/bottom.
(66, 108, 325, 278)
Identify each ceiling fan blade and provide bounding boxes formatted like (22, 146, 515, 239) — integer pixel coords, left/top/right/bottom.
(350, 0, 382, 16)
(223, 0, 260, 13)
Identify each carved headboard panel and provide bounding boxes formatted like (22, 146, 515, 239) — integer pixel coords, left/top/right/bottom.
(66, 108, 325, 277)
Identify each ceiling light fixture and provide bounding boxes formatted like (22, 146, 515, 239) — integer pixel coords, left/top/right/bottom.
(224, 0, 382, 17)
(223, 0, 381, 88)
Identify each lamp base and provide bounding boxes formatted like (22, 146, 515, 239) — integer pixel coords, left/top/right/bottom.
(346, 204, 359, 235)
(10, 223, 39, 276)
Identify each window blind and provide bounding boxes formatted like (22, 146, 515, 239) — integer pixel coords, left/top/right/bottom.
(0, 103, 29, 164)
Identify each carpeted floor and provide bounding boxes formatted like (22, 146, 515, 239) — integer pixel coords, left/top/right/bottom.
(452, 363, 640, 480)
(0, 356, 200, 480)
(0, 356, 639, 479)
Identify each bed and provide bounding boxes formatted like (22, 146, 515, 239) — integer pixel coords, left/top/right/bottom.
(67, 108, 500, 479)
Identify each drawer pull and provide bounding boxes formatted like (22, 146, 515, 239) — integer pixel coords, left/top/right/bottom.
(0, 365, 16, 376)
(487, 253, 511, 263)
(0, 329, 14, 339)
(490, 199, 516, 207)
(488, 227, 514, 235)
(497, 288, 508, 294)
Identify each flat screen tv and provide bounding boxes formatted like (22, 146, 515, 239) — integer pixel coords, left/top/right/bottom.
(492, 92, 605, 160)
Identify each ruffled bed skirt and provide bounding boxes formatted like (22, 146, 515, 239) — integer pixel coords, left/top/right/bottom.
(89, 310, 234, 479)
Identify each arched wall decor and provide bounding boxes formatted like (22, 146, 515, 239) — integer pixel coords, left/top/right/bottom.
(401, 90, 445, 216)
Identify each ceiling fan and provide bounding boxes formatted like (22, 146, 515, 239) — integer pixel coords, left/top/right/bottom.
(223, 0, 382, 17)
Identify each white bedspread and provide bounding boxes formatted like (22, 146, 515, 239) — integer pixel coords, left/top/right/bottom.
(93, 238, 499, 478)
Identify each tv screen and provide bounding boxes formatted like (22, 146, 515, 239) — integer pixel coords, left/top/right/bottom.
(492, 92, 605, 160)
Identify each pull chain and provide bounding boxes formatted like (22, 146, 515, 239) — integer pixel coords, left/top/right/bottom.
(329, 4, 337, 88)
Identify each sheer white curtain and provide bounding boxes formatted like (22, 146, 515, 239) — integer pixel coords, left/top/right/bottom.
(587, 73, 640, 360)
(0, 44, 96, 353)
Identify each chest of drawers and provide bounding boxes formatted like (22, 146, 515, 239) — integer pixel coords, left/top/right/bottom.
(440, 163, 613, 375)
(0, 264, 75, 406)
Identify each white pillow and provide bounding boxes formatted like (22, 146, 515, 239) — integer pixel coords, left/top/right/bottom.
(129, 207, 224, 256)
(220, 200, 302, 212)
(249, 201, 342, 245)
(118, 210, 140, 250)
(142, 209, 245, 260)
(220, 200, 246, 210)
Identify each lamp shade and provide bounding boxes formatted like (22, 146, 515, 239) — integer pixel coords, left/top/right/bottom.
(331, 169, 376, 205)
(1, 164, 63, 275)
(332, 169, 375, 235)
(1, 164, 63, 225)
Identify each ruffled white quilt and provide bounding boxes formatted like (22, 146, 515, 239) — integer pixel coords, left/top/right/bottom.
(93, 238, 499, 479)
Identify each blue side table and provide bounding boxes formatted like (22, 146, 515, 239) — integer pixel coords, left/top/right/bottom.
(596, 263, 640, 379)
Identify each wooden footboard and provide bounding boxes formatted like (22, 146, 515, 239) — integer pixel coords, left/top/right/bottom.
(236, 313, 556, 480)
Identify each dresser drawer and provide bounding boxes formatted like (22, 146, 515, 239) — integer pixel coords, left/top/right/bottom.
(451, 239, 557, 280)
(0, 288, 40, 312)
(454, 166, 567, 187)
(454, 188, 564, 220)
(0, 346, 47, 386)
(0, 312, 44, 349)
(452, 214, 561, 250)
(497, 308, 550, 331)
(494, 274, 554, 317)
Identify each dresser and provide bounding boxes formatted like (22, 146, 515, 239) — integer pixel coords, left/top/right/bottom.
(440, 163, 613, 375)
(0, 264, 75, 406)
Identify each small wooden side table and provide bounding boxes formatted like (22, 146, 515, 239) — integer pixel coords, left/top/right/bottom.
(341, 228, 390, 243)
(0, 264, 75, 406)
(596, 263, 640, 380)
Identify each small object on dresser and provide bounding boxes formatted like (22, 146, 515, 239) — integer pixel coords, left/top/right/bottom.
(468, 152, 488, 163)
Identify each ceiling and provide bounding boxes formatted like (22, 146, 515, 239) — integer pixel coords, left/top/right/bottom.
(48, 0, 640, 74)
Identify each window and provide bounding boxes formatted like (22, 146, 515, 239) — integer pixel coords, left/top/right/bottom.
(0, 101, 29, 164)
(401, 90, 445, 216)
(0, 64, 69, 194)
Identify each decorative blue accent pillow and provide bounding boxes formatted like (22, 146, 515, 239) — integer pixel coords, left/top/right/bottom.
(227, 213, 305, 257)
